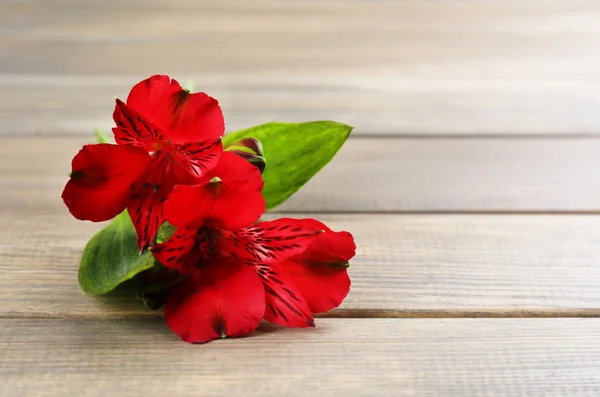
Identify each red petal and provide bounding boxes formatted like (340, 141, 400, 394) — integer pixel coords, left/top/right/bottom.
(206, 151, 264, 191)
(218, 218, 324, 264)
(127, 195, 165, 253)
(253, 262, 314, 328)
(162, 185, 211, 229)
(164, 260, 265, 343)
(294, 229, 356, 266)
(62, 144, 151, 222)
(127, 139, 220, 251)
(205, 188, 264, 230)
(127, 152, 189, 251)
(163, 152, 264, 229)
(281, 262, 350, 314)
(172, 138, 223, 178)
(112, 99, 165, 151)
(126, 75, 224, 143)
(151, 227, 209, 275)
(275, 230, 355, 313)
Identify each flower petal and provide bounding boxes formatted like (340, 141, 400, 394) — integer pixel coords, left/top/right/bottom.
(203, 186, 264, 230)
(127, 141, 219, 252)
(126, 75, 224, 143)
(172, 138, 223, 179)
(207, 151, 264, 191)
(112, 99, 165, 150)
(253, 262, 314, 328)
(276, 230, 355, 313)
(203, 152, 265, 229)
(127, 153, 184, 252)
(163, 152, 264, 229)
(164, 259, 265, 343)
(62, 144, 151, 222)
(127, 194, 166, 253)
(151, 227, 209, 275)
(294, 227, 356, 266)
(162, 185, 210, 229)
(218, 218, 324, 264)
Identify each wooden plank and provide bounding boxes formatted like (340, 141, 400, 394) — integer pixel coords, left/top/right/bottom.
(1, 318, 600, 396)
(4, 136, 600, 212)
(2, 1, 600, 135)
(3, 204, 600, 317)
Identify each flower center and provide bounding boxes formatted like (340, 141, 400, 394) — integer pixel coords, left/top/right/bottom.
(184, 228, 222, 271)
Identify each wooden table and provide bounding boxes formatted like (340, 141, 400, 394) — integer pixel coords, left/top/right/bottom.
(2, 1, 600, 395)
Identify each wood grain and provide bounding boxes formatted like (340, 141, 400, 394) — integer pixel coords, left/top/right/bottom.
(2, 0, 600, 135)
(3, 2, 600, 395)
(4, 136, 600, 212)
(4, 206, 600, 317)
(1, 318, 600, 396)
(4, 136, 600, 316)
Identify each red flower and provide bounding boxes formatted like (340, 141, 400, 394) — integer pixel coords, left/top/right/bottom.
(62, 75, 224, 251)
(151, 157, 355, 343)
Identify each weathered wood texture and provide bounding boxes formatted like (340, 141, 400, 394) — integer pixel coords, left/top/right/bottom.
(2, 318, 600, 397)
(3, 207, 600, 317)
(2, 0, 600, 135)
(4, 136, 600, 212)
(3, 1, 600, 395)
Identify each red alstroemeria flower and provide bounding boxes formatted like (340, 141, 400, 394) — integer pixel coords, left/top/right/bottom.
(151, 159, 355, 343)
(62, 75, 225, 251)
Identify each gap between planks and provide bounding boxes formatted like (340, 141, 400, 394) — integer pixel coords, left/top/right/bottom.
(3, 308, 600, 321)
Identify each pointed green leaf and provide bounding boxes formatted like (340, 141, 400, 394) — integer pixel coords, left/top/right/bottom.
(223, 121, 352, 209)
(78, 211, 156, 295)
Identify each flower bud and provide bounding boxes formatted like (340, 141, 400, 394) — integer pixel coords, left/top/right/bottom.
(224, 137, 266, 173)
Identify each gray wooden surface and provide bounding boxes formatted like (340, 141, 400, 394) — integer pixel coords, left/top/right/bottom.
(1, 1, 600, 396)
(3, 319, 600, 396)
(3, 0, 600, 135)
(5, 137, 600, 212)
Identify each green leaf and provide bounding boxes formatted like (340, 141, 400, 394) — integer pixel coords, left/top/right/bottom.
(223, 121, 352, 209)
(78, 211, 156, 295)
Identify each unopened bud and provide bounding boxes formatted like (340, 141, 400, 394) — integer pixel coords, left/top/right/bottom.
(224, 137, 266, 173)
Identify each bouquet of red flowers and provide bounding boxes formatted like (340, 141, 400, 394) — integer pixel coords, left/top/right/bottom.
(62, 75, 355, 343)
